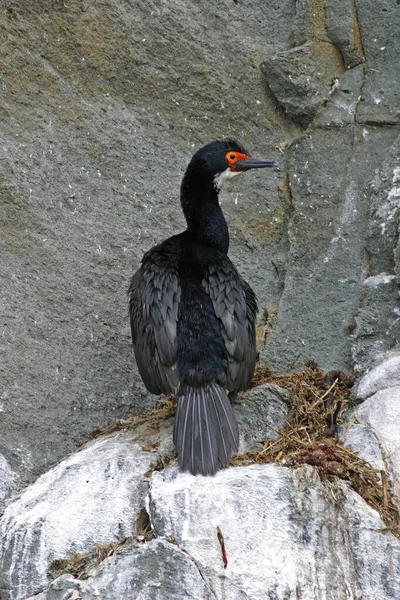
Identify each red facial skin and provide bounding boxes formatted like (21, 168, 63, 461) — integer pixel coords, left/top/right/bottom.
(226, 151, 250, 172)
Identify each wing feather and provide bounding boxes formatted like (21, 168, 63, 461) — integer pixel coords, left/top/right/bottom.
(202, 254, 257, 394)
(128, 242, 181, 395)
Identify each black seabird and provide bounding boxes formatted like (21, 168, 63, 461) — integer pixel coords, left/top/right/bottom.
(129, 139, 278, 475)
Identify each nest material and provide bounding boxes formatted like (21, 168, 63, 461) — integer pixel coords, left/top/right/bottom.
(90, 361, 399, 538)
(48, 538, 133, 580)
(53, 362, 399, 581)
(235, 361, 400, 538)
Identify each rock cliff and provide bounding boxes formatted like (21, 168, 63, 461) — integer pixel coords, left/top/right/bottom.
(0, 1, 399, 598)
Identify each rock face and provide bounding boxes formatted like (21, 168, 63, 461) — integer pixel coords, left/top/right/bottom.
(260, 0, 400, 374)
(1, 0, 289, 489)
(0, 0, 399, 490)
(234, 382, 292, 452)
(1, 0, 400, 598)
(0, 389, 289, 599)
(0, 455, 16, 515)
(0, 432, 154, 598)
(346, 352, 400, 501)
(149, 465, 400, 600)
(1, 352, 400, 600)
(26, 541, 217, 600)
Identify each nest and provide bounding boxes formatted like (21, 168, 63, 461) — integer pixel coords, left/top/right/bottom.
(89, 361, 399, 539)
(233, 361, 400, 538)
(53, 362, 399, 581)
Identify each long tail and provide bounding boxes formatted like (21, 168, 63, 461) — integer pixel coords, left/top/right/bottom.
(173, 383, 239, 476)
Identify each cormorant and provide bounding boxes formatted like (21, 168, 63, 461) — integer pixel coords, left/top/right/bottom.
(129, 139, 278, 476)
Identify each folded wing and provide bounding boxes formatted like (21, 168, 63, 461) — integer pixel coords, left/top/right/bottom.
(202, 257, 257, 394)
(129, 246, 181, 395)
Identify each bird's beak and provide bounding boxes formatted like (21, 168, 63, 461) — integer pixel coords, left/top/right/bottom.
(235, 158, 279, 171)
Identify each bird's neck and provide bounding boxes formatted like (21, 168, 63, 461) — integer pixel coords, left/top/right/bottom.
(180, 164, 229, 254)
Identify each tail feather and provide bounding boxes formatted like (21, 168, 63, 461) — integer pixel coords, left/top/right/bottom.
(173, 383, 239, 475)
(200, 387, 218, 473)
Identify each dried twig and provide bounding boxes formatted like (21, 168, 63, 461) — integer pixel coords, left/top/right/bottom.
(216, 526, 228, 569)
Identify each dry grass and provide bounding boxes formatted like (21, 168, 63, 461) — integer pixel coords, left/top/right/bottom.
(89, 395, 178, 440)
(234, 361, 400, 538)
(49, 509, 153, 581)
(48, 538, 134, 580)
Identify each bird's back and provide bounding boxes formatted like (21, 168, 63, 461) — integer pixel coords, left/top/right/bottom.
(129, 233, 257, 474)
(129, 232, 257, 397)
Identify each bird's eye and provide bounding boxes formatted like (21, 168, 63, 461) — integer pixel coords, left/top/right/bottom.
(226, 150, 249, 171)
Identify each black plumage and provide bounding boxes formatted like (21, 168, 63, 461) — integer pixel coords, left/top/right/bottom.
(129, 139, 278, 475)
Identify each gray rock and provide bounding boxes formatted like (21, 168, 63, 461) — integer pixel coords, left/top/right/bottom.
(0, 454, 17, 514)
(356, 0, 400, 125)
(354, 351, 400, 401)
(258, 0, 400, 375)
(262, 117, 399, 375)
(86, 540, 216, 599)
(2, 376, 400, 599)
(25, 575, 86, 600)
(289, 0, 317, 46)
(1, 0, 400, 496)
(0, 389, 294, 600)
(149, 464, 400, 599)
(325, 0, 365, 68)
(340, 423, 385, 472)
(365, 135, 400, 276)
(0, 0, 288, 490)
(352, 351, 400, 401)
(0, 432, 154, 599)
(234, 383, 292, 452)
(313, 64, 365, 127)
(353, 386, 400, 500)
(262, 121, 396, 373)
(352, 274, 400, 372)
(261, 42, 342, 128)
(27, 540, 216, 600)
(350, 134, 400, 370)
(262, 0, 364, 127)
(341, 351, 400, 485)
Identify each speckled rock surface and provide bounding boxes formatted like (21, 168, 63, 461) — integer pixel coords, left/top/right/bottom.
(27, 540, 217, 600)
(0, 0, 288, 489)
(354, 351, 400, 401)
(261, 0, 400, 374)
(343, 351, 400, 501)
(2, 348, 400, 599)
(234, 382, 292, 452)
(0, 455, 16, 514)
(148, 465, 400, 600)
(6, 461, 400, 600)
(0, 432, 154, 599)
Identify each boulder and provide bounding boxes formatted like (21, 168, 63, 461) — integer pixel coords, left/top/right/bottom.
(0, 432, 154, 598)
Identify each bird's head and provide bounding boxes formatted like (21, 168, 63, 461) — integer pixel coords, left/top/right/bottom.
(189, 139, 279, 190)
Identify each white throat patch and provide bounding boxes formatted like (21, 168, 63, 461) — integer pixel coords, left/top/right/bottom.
(213, 167, 240, 191)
